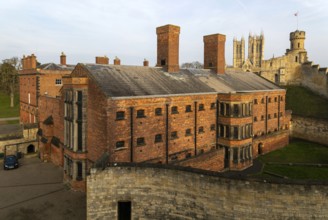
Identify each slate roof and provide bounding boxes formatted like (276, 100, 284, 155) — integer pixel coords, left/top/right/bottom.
(38, 63, 75, 71)
(81, 64, 282, 98)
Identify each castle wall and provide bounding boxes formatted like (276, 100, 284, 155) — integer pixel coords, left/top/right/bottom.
(301, 63, 328, 98)
(87, 165, 328, 220)
(291, 115, 328, 146)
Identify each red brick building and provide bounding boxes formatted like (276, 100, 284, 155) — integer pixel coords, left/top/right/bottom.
(19, 53, 74, 124)
(35, 24, 290, 191)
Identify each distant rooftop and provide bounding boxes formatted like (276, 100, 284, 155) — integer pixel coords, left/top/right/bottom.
(38, 63, 75, 71)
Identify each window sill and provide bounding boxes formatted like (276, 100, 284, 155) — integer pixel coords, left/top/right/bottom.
(115, 118, 126, 121)
(115, 147, 128, 151)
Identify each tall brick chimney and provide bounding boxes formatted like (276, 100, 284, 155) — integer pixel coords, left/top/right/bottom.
(114, 57, 121, 65)
(156, 24, 180, 73)
(95, 56, 109, 64)
(203, 34, 226, 74)
(22, 54, 37, 70)
(30, 54, 37, 69)
(143, 59, 149, 67)
(60, 52, 66, 65)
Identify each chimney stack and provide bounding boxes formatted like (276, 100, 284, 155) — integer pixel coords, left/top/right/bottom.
(203, 34, 226, 74)
(156, 24, 180, 73)
(95, 56, 109, 65)
(143, 59, 149, 67)
(114, 57, 121, 65)
(30, 54, 37, 69)
(60, 52, 66, 65)
(22, 55, 26, 70)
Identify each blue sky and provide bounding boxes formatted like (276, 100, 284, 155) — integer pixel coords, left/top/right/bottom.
(1, 0, 327, 67)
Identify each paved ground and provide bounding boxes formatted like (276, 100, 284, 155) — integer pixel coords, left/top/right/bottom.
(0, 124, 21, 136)
(0, 117, 20, 122)
(0, 157, 86, 220)
(222, 158, 264, 178)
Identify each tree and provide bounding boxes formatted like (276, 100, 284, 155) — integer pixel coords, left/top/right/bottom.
(0, 57, 20, 108)
(181, 61, 204, 69)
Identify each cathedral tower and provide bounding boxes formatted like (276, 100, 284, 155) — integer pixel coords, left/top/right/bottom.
(248, 32, 264, 67)
(233, 37, 245, 68)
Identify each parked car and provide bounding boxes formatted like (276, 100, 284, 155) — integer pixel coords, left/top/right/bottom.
(3, 155, 19, 170)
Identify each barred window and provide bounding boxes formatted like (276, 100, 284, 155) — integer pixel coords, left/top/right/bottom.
(210, 103, 216, 109)
(198, 104, 205, 111)
(171, 131, 178, 139)
(155, 134, 163, 143)
(155, 108, 162, 116)
(55, 79, 62, 85)
(185, 105, 192, 113)
(185, 129, 192, 136)
(137, 137, 145, 146)
(137, 109, 145, 118)
(116, 111, 125, 120)
(171, 106, 178, 114)
(116, 141, 125, 149)
(198, 126, 204, 133)
(210, 124, 216, 131)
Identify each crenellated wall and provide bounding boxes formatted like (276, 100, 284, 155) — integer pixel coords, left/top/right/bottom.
(301, 62, 328, 99)
(87, 165, 328, 220)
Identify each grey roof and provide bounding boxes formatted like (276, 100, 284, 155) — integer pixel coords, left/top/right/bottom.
(38, 63, 75, 71)
(82, 64, 281, 98)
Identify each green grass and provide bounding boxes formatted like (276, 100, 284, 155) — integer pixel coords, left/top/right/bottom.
(256, 139, 328, 180)
(260, 139, 328, 164)
(285, 86, 328, 119)
(0, 91, 19, 118)
(264, 164, 328, 180)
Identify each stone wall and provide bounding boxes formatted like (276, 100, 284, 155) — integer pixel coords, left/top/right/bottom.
(87, 165, 328, 220)
(301, 62, 328, 99)
(291, 115, 328, 146)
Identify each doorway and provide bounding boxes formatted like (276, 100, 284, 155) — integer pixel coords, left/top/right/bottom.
(118, 201, 131, 220)
(27, 144, 35, 154)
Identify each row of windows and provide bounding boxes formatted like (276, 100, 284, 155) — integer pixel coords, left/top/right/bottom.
(254, 96, 283, 104)
(116, 103, 216, 120)
(232, 145, 252, 164)
(115, 125, 216, 149)
(219, 102, 252, 117)
(254, 112, 283, 121)
(219, 124, 253, 140)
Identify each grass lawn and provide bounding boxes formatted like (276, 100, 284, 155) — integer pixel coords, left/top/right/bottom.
(263, 164, 328, 180)
(0, 91, 20, 118)
(256, 139, 328, 180)
(260, 139, 328, 164)
(285, 85, 328, 119)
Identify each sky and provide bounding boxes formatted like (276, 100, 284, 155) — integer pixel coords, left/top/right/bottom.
(1, 0, 328, 67)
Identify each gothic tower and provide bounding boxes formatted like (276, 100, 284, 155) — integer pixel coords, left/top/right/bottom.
(233, 37, 245, 68)
(248, 32, 265, 67)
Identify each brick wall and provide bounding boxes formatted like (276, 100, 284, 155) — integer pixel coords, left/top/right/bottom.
(87, 165, 328, 219)
(107, 94, 218, 165)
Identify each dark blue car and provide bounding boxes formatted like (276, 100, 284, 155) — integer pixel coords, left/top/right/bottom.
(3, 155, 19, 170)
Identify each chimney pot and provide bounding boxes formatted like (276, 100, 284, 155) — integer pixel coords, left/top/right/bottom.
(114, 57, 121, 65)
(143, 59, 149, 67)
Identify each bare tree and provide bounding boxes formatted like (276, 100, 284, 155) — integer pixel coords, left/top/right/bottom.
(181, 61, 204, 69)
(0, 57, 20, 108)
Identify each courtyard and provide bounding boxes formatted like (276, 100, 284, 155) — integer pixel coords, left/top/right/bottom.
(0, 157, 86, 220)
